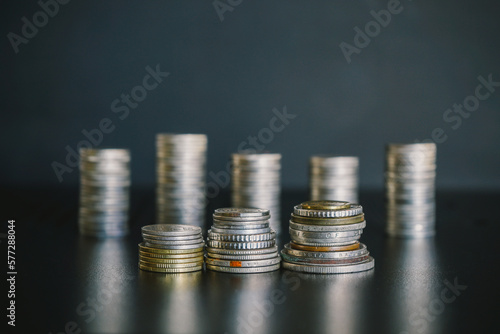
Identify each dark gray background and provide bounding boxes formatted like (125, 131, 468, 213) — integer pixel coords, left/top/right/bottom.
(1, 0, 499, 190)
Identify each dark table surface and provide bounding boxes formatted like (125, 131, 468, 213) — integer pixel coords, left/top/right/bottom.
(1, 187, 499, 334)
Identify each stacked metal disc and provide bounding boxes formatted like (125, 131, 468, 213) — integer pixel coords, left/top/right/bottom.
(281, 200, 374, 274)
(156, 134, 207, 227)
(385, 143, 437, 238)
(231, 153, 282, 233)
(78, 148, 130, 237)
(138, 224, 204, 273)
(309, 155, 359, 203)
(205, 208, 281, 273)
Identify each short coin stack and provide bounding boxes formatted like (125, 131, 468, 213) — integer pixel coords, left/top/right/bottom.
(156, 134, 207, 227)
(281, 200, 374, 274)
(138, 224, 204, 273)
(205, 208, 281, 273)
(78, 148, 130, 237)
(309, 155, 359, 203)
(231, 153, 282, 233)
(385, 143, 437, 238)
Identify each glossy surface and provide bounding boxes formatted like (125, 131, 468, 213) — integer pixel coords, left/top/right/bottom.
(1, 188, 498, 333)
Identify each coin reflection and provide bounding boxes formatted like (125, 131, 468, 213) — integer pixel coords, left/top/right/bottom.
(76, 237, 134, 333)
(137, 269, 204, 333)
(206, 270, 280, 334)
(384, 237, 440, 334)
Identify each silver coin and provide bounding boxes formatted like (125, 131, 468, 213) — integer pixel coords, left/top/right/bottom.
(207, 240, 275, 250)
(291, 237, 360, 247)
(144, 241, 205, 250)
(294, 204, 363, 218)
(214, 208, 270, 218)
(289, 228, 362, 240)
(142, 224, 201, 236)
(282, 257, 374, 274)
(289, 220, 366, 232)
(206, 245, 278, 255)
(206, 263, 280, 274)
(143, 237, 204, 246)
(208, 230, 276, 242)
(205, 255, 281, 268)
(282, 243, 369, 259)
(206, 251, 279, 261)
(210, 226, 271, 234)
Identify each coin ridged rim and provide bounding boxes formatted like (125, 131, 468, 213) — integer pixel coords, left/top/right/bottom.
(282, 243, 368, 259)
(204, 255, 281, 268)
(207, 240, 275, 250)
(142, 237, 204, 246)
(210, 226, 271, 234)
(289, 220, 366, 232)
(144, 241, 205, 249)
(139, 255, 204, 264)
(139, 263, 203, 273)
(206, 251, 279, 261)
(139, 243, 203, 254)
(282, 257, 374, 274)
(208, 230, 275, 242)
(205, 245, 278, 255)
(294, 204, 362, 218)
(290, 242, 359, 252)
(206, 263, 280, 274)
(212, 216, 271, 223)
(291, 238, 360, 247)
(290, 213, 365, 226)
(138, 260, 203, 268)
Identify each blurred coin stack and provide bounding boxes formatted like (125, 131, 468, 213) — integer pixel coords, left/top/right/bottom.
(281, 200, 374, 274)
(205, 208, 281, 273)
(231, 153, 282, 233)
(156, 134, 207, 227)
(385, 143, 437, 238)
(309, 155, 359, 203)
(79, 148, 130, 237)
(138, 224, 204, 273)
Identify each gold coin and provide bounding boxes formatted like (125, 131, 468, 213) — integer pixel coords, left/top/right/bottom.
(290, 213, 364, 226)
(139, 250, 204, 259)
(290, 241, 360, 252)
(300, 200, 350, 210)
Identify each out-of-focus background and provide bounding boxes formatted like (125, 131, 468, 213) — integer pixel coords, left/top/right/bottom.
(2, 0, 499, 190)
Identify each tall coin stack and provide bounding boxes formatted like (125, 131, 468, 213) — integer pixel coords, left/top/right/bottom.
(138, 224, 204, 273)
(156, 134, 207, 227)
(281, 201, 374, 274)
(231, 153, 282, 233)
(309, 155, 359, 203)
(385, 143, 437, 238)
(79, 148, 130, 237)
(205, 208, 281, 273)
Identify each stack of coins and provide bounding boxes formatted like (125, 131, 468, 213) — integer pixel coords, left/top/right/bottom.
(78, 148, 130, 237)
(385, 143, 437, 238)
(309, 155, 359, 203)
(281, 200, 374, 274)
(156, 134, 207, 227)
(138, 224, 204, 273)
(231, 153, 282, 233)
(205, 208, 281, 273)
